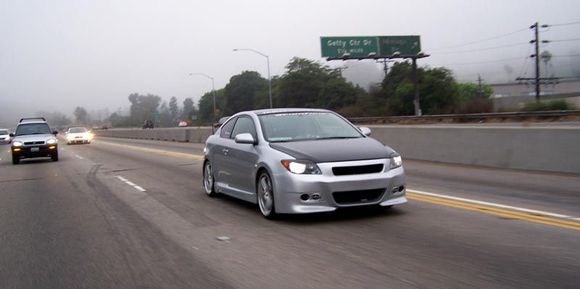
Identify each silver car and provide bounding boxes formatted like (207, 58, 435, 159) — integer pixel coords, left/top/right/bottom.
(202, 108, 406, 218)
(0, 129, 10, 144)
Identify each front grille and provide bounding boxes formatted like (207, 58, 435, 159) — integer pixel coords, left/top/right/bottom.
(24, 141, 45, 145)
(332, 164, 384, 176)
(332, 189, 385, 204)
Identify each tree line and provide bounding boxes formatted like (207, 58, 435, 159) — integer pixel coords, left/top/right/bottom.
(63, 56, 494, 128)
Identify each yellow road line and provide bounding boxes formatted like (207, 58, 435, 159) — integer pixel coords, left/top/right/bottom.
(96, 140, 204, 161)
(407, 192, 580, 231)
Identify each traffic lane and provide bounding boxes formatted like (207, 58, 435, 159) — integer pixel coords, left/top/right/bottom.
(0, 145, 235, 288)
(404, 159, 580, 217)
(66, 140, 580, 289)
(92, 136, 205, 155)
(91, 137, 580, 217)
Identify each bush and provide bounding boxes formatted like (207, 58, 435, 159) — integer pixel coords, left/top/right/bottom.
(520, 100, 576, 112)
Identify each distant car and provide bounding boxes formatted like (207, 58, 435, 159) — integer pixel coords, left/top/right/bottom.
(202, 108, 406, 219)
(11, 117, 59, 164)
(0, 128, 10, 144)
(178, 121, 188, 127)
(143, 120, 154, 129)
(65, 127, 93, 144)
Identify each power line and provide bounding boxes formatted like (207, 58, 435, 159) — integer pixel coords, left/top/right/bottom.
(442, 56, 525, 66)
(548, 20, 580, 27)
(548, 38, 580, 43)
(435, 43, 528, 55)
(430, 28, 528, 51)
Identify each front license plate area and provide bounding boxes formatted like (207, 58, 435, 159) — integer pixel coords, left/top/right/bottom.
(31, 147, 40, 152)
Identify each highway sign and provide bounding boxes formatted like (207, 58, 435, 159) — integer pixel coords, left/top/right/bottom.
(378, 35, 421, 56)
(320, 36, 379, 58)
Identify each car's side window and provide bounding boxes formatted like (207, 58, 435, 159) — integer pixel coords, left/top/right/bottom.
(231, 116, 257, 140)
(220, 117, 237, 139)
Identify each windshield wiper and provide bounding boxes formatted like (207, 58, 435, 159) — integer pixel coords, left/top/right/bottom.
(315, 136, 361, 140)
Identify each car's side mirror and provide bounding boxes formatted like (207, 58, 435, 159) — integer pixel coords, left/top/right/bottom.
(234, 133, 257, 145)
(52, 130, 58, 135)
(359, 127, 371, 136)
(9, 133, 15, 137)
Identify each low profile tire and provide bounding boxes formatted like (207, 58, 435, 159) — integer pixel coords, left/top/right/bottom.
(51, 152, 59, 162)
(203, 161, 217, 197)
(257, 171, 277, 219)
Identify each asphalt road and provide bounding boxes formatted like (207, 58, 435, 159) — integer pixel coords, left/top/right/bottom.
(0, 137, 579, 289)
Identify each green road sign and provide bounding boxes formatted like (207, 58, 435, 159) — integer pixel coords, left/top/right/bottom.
(320, 36, 378, 58)
(378, 35, 421, 56)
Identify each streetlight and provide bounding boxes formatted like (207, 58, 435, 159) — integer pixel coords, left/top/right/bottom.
(233, 48, 272, 108)
(189, 73, 216, 120)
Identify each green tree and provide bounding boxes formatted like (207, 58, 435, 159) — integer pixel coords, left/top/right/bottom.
(73, 106, 89, 124)
(198, 88, 225, 123)
(128, 93, 161, 126)
(169, 96, 179, 121)
(378, 62, 460, 115)
(224, 71, 268, 115)
(274, 57, 357, 109)
(181, 98, 197, 121)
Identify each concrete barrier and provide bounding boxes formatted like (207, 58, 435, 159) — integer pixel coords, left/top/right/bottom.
(95, 125, 580, 174)
(370, 125, 580, 174)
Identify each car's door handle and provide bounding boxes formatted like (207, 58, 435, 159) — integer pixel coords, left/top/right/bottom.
(222, 148, 229, 155)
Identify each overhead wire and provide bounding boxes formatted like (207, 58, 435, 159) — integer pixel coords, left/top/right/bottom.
(430, 27, 528, 51)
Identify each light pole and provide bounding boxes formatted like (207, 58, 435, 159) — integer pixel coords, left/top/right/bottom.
(189, 73, 216, 120)
(233, 48, 272, 108)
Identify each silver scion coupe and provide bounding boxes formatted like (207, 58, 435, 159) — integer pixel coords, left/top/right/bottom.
(202, 108, 406, 219)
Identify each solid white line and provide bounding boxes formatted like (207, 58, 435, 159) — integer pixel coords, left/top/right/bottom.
(409, 189, 578, 220)
(116, 176, 147, 192)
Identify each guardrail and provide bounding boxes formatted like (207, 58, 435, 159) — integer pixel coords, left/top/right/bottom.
(348, 110, 580, 124)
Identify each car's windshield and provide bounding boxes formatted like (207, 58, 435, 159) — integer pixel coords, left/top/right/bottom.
(0, 129, 8, 135)
(69, 127, 87, 133)
(15, 123, 51, 136)
(259, 112, 362, 142)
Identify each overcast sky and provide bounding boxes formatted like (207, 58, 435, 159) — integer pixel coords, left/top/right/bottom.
(1, 0, 579, 120)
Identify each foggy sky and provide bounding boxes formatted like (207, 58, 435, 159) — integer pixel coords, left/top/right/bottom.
(1, 0, 579, 125)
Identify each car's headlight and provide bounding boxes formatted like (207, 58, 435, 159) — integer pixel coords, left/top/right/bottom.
(47, 138, 57, 144)
(389, 155, 403, 170)
(281, 160, 322, 175)
(12, 141, 23, 147)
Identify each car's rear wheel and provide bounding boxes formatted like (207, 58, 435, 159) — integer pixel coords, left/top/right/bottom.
(257, 172, 277, 219)
(203, 161, 217, 197)
(51, 152, 59, 162)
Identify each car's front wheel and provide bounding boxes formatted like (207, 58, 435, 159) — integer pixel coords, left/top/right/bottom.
(51, 152, 59, 162)
(203, 161, 217, 197)
(12, 156, 19, 165)
(257, 171, 277, 219)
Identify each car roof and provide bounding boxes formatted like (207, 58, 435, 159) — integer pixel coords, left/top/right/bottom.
(249, 108, 331, 116)
(17, 121, 48, 125)
(19, 117, 47, 123)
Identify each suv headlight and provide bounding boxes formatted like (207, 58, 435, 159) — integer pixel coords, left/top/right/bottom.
(47, 138, 57, 144)
(281, 160, 322, 175)
(12, 141, 23, 147)
(389, 155, 403, 170)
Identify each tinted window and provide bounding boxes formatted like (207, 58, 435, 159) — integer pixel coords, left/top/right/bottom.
(220, 117, 237, 139)
(231, 116, 256, 139)
(259, 112, 362, 142)
(15, 123, 52, 136)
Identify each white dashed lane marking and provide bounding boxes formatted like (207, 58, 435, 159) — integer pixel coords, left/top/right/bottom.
(116, 176, 147, 192)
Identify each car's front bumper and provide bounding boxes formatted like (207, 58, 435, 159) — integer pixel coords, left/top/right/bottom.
(12, 145, 58, 159)
(272, 160, 406, 214)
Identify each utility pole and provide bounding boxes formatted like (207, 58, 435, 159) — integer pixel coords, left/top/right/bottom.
(532, 22, 541, 102)
(412, 57, 421, 116)
(477, 74, 483, 98)
(516, 22, 556, 102)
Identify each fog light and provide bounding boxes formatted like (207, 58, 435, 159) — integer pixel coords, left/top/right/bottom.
(300, 194, 310, 201)
(311, 193, 321, 200)
(48, 146, 56, 150)
(13, 148, 21, 152)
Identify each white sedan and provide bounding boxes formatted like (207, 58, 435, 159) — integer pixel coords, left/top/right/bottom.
(65, 127, 94, 144)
